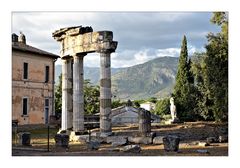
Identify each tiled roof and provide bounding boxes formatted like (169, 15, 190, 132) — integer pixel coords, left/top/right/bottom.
(12, 42, 60, 59)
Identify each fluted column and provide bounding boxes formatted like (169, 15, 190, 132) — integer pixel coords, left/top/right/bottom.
(61, 58, 73, 130)
(99, 52, 112, 135)
(73, 54, 85, 133)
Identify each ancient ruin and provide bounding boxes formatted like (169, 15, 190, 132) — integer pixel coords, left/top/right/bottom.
(52, 26, 118, 136)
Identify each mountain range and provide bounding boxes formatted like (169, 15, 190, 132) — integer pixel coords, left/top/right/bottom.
(55, 56, 179, 100)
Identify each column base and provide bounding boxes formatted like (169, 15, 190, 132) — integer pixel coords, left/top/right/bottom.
(57, 129, 71, 135)
(69, 131, 90, 142)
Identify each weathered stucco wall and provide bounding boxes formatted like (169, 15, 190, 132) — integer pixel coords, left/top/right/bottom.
(12, 50, 55, 125)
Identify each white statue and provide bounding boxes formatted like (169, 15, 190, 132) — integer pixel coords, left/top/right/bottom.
(170, 97, 177, 121)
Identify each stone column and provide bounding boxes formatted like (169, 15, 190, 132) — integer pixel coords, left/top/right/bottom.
(138, 108, 151, 136)
(61, 58, 73, 130)
(99, 52, 112, 136)
(73, 54, 85, 133)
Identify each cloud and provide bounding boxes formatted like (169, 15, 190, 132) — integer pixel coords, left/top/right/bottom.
(156, 48, 180, 57)
(12, 12, 219, 68)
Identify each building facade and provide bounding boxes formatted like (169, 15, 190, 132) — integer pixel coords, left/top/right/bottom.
(12, 33, 59, 125)
(110, 106, 160, 126)
(140, 102, 156, 111)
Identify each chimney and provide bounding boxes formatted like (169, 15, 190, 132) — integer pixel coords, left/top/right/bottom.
(12, 33, 18, 43)
(18, 31, 26, 44)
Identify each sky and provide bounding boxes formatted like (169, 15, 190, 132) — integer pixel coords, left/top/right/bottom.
(12, 12, 220, 68)
(2, 0, 240, 167)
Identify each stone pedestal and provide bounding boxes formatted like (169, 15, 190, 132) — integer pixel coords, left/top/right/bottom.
(138, 108, 151, 136)
(17, 132, 31, 146)
(99, 52, 112, 135)
(54, 134, 69, 148)
(62, 59, 73, 130)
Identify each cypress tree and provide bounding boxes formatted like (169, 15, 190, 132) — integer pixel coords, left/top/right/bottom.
(173, 35, 193, 121)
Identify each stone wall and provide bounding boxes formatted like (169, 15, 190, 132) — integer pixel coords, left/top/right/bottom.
(12, 50, 55, 125)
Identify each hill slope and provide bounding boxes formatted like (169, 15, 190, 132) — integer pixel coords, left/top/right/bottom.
(55, 65, 122, 84)
(112, 56, 178, 100)
(55, 56, 178, 100)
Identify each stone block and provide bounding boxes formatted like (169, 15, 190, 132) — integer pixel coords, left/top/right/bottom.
(88, 141, 100, 150)
(70, 132, 90, 143)
(99, 132, 112, 138)
(91, 132, 101, 137)
(163, 135, 180, 152)
(128, 136, 152, 144)
(206, 137, 218, 143)
(106, 136, 127, 147)
(198, 141, 210, 147)
(149, 132, 157, 138)
(219, 135, 228, 143)
(106, 136, 127, 143)
(17, 132, 31, 146)
(165, 118, 181, 124)
(54, 134, 69, 148)
(122, 145, 141, 153)
(90, 136, 106, 143)
(153, 136, 164, 145)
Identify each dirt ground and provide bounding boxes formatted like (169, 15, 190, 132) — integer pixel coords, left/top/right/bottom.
(12, 121, 228, 156)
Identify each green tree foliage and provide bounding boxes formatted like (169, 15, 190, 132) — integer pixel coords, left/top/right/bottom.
(148, 97, 157, 103)
(154, 98, 170, 117)
(133, 101, 141, 108)
(54, 77, 100, 116)
(54, 73, 62, 119)
(173, 35, 195, 121)
(191, 53, 214, 120)
(133, 99, 145, 108)
(204, 12, 228, 122)
(191, 12, 228, 122)
(84, 79, 100, 114)
(112, 99, 125, 109)
(211, 12, 228, 41)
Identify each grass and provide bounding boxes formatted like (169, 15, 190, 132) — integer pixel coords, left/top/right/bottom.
(12, 126, 59, 146)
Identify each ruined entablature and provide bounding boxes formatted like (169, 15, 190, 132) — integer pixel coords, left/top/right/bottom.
(52, 26, 118, 57)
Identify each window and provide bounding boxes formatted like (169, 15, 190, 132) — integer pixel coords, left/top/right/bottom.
(23, 62, 28, 79)
(45, 66, 49, 83)
(22, 98, 28, 115)
(45, 99, 49, 107)
(44, 98, 49, 124)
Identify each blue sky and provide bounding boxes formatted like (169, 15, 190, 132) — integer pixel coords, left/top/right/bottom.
(12, 12, 220, 67)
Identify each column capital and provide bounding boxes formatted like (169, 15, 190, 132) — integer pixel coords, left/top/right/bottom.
(97, 41, 118, 54)
(61, 55, 73, 60)
(71, 53, 87, 58)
